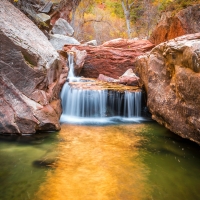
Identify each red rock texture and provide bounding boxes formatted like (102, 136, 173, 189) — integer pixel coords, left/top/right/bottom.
(136, 33, 200, 144)
(119, 69, 140, 86)
(97, 74, 118, 82)
(0, 0, 67, 134)
(149, 5, 200, 45)
(64, 39, 154, 79)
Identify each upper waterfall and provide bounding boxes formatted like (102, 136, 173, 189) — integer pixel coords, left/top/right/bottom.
(67, 52, 75, 78)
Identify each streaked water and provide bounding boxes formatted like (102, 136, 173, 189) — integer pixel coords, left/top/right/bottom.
(61, 82, 142, 119)
(67, 52, 75, 78)
(0, 122, 200, 200)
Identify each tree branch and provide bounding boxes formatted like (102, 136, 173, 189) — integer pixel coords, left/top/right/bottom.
(129, 2, 134, 9)
(121, 1, 127, 12)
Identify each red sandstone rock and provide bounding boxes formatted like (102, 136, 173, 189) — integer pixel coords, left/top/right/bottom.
(64, 39, 154, 79)
(136, 32, 200, 144)
(97, 74, 118, 82)
(119, 69, 140, 86)
(149, 5, 200, 45)
(102, 38, 154, 52)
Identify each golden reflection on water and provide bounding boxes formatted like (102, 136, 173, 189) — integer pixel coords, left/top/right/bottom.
(34, 124, 150, 200)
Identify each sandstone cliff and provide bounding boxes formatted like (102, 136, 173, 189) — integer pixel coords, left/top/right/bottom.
(0, 0, 67, 134)
(136, 33, 200, 144)
(149, 4, 200, 45)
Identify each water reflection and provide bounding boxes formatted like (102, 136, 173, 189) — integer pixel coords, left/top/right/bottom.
(34, 124, 150, 200)
(0, 133, 58, 200)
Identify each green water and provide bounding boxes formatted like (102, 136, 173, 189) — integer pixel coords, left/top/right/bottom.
(0, 122, 200, 200)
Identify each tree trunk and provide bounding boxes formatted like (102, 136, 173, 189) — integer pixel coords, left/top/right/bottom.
(121, 0, 132, 39)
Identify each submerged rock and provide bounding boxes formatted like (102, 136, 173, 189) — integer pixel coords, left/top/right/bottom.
(136, 33, 200, 144)
(149, 4, 200, 45)
(0, 0, 66, 134)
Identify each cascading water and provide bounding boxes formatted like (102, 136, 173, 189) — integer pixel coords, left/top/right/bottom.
(60, 53, 143, 124)
(67, 52, 75, 78)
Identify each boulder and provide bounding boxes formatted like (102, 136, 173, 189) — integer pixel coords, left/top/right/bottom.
(52, 18, 74, 36)
(84, 40, 98, 46)
(64, 39, 154, 79)
(0, 0, 67, 134)
(149, 5, 200, 45)
(119, 69, 140, 86)
(38, 1, 53, 13)
(36, 13, 51, 27)
(136, 33, 200, 144)
(50, 34, 80, 51)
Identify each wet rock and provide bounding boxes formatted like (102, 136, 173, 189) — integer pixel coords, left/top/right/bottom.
(64, 39, 154, 79)
(52, 18, 74, 36)
(149, 5, 200, 45)
(136, 33, 200, 144)
(0, 0, 66, 134)
(50, 34, 80, 50)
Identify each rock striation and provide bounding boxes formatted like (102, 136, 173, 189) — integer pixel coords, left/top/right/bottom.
(149, 4, 200, 45)
(0, 0, 67, 134)
(136, 33, 200, 144)
(64, 39, 154, 79)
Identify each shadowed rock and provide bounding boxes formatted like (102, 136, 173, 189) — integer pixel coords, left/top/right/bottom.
(0, 0, 67, 134)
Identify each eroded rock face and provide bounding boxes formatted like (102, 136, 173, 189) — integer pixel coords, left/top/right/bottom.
(0, 0, 66, 134)
(64, 39, 154, 79)
(149, 5, 200, 45)
(136, 33, 200, 144)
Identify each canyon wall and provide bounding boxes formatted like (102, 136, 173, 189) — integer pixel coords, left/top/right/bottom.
(149, 4, 200, 45)
(136, 33, 200, 144)
(0, 0, 67, 134)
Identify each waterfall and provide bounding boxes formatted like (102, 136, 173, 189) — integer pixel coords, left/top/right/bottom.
(67, 52, 75, 78)
(61, 84, 108, 118)
(60, 83, 142, 121)
(60, 53, 143, 124)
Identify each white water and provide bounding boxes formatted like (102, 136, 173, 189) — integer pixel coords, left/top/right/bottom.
(67, 52, 75, 78)
(60, 53, 144, 124)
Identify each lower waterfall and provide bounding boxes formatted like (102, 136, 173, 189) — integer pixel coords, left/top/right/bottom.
(60, 79, 144, 124)
(60, 53, 144, 124)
